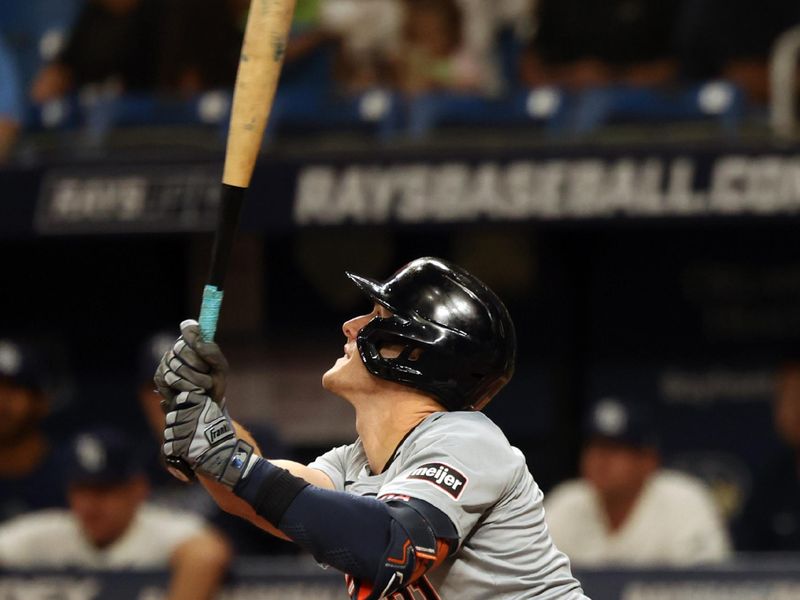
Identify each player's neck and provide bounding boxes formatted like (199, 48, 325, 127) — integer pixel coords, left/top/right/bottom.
(355, 393, 442, 475)
(603, 496, 638, 531)
(601, 482, 648, 532)
(0, 431, 49, 477)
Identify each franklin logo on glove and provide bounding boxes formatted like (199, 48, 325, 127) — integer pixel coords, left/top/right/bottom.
(206, 420, 234, 445)
(407, 463, 468, 499)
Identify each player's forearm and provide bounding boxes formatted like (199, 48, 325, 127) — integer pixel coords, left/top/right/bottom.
(233, 420, 334, 488)
(201, 476, 292, 541)
(199, 463, 333, 540)
(270, 459, 336, 488)
(234, 458, 391, 581)
(167, 530, 231, 600)
(231, 457, 456, 599)
(198, 420, 334, 540)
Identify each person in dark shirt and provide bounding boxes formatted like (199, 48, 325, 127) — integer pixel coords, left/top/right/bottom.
(29, 0, 331, 105)
(735, 363, 800, 551)
(674, 0, 800, 103)
(157, 0, 244, 96)
(30, 0, 161, 104)
(521, 0, 682, 89)
(0, 339, 69, 521)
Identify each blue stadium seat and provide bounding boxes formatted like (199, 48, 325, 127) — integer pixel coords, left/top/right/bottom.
(568, 82, 746, 134)
(404, 88, 571, 138)
(268, 86, 404, 141)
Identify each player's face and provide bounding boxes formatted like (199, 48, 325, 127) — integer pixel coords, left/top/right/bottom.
(580, 439, 658, 501)
(322, 303, 392, 397)
(68, 476, 148, 548)
(0, 381, 46, 445)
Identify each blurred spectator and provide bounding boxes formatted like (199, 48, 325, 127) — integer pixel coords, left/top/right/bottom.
(285, 0, 336, 66)
(395, 0, 493, 95)
(493, 0, 538, 36)
(158, 0, 244, 95)
(0, 34, 22, 162)
(734, 363, 800, 550)
(674, 0, 800, 104)
(158, 0, 332, 96)
(30, 0, 162, 104)
(138, 332, 295, 555)
(273, 0, 340, 98)
(324, 0, 512, 95)
(0, 339, 69, 521)
(323, 0, 403, 93)
(521, 0, 681, 90)
(453, 0, 536, 91)
(0, 428, 231, 600)
(545, 397, 731, 567)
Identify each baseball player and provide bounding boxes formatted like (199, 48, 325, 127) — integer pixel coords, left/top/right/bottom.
(156, 257, 589, 599)
(0, 428, 231, 600)
(0, 339, 69, 521)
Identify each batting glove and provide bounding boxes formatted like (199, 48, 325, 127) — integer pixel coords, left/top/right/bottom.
(163, 390, 253, 488)
(154, 319, 229, 408)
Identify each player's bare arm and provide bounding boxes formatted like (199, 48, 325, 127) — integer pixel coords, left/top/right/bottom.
(167, 528, 231, 600)
(198, 422, 334, 542)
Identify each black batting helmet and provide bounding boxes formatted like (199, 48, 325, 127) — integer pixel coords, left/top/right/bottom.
(346, 257, 516, 411)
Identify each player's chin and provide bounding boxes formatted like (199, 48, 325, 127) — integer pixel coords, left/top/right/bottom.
(322, 356, 348, 390)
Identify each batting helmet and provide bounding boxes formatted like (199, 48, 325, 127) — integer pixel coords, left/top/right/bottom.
(346, 257, 516, 411)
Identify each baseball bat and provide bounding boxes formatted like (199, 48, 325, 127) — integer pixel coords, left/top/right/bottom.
(165, 0, 297, 483)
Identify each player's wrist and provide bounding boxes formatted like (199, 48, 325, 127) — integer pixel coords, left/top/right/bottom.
(197, 438, 255, 488)
(233, 456, 309, 525)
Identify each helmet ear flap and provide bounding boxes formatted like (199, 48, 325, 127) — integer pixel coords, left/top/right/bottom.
(371, 336, 425, 363)
(406, 347, 424, 362)
(348, 257, 516, 411)
(357, 319, 433, 382)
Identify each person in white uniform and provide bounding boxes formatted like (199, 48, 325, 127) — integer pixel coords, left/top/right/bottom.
(544, 396, 732, 567)
(0, 428, 231, 600)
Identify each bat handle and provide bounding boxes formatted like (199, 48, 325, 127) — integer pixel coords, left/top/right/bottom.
(199, 284, 225, 342)
(164, 186, 243, 483)
(165, 287, 224, 481)
(196, 183, 245, 343)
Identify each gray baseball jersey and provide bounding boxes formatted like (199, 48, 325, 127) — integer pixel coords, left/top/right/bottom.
(309, 411, 589, 599)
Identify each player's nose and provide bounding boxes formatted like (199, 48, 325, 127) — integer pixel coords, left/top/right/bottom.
(342, 314, 370, 339)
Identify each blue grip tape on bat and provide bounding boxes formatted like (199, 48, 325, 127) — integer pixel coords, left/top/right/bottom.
(199, 285, 224, 342)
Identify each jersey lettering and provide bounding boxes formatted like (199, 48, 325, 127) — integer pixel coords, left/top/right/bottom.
(387, 576, 441, 600)
(406, 463, 468, 499)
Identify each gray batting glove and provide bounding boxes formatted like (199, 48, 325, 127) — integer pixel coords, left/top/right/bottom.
(163, 390, 253, 488)
(154, 319, 229, 408)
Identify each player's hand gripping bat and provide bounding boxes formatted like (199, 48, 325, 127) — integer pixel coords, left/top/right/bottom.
(164, 0, 297, 482)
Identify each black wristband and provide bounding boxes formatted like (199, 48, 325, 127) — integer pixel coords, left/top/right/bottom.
(233, 457, 309, 525)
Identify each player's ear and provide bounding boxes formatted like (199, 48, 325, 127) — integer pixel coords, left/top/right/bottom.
(379, 344, 404, 359)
